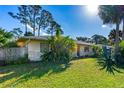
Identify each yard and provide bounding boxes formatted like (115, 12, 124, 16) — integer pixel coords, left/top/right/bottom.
(0, 58, 124, 88)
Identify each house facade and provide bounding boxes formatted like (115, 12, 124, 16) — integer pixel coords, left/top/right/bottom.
(17, 36, 94, 61)
(76, 41, 94, 57)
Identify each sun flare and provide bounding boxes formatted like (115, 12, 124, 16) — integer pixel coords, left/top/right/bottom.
(86, 5, 99, 15)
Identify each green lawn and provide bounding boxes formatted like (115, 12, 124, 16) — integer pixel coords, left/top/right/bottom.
(0, 58, 124, 88)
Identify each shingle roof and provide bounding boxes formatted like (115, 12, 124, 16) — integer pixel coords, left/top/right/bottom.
(18, 36, 110, 47)
(75, 41, 95, 46)
(17, 36, 49, 41)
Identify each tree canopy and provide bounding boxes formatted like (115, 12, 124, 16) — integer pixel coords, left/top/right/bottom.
(108, 29, 122, 45)
(98, 5, 121, 53)
(76, 34, 108, 45)
(8, 5, 63, 37)
(91, 34, 108, 44)
(0, 28, 13, 47)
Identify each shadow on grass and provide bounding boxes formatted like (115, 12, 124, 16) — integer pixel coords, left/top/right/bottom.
(0, 62, 71, 87)
(97, 58, 122, 75)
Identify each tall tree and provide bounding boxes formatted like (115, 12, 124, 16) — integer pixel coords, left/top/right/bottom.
(119, 5, 124, 40)
(98, 5, 122, 53)
(91, 34, 108, 44)
(9, 5, 62, 37)
(36, 10, 53, 36)
(8, 5, 29, 36)
(122, 16, 124, 40)
(47, 21, 63, 37)
(28, 5, 41, 36)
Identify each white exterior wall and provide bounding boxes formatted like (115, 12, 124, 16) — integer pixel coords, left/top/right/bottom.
(28, 41, 41, 61)
(27, 40, 94, 61)
(79, 45, 94, 57)
(72, 44, 94, 58)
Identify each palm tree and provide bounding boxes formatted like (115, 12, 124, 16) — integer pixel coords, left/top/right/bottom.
(0, 28, 13, 47)
(108, 29, 122, 45)
(98, 5, 122, 54)
(122, 18, 124, 40)
(119, 5, 124, 40)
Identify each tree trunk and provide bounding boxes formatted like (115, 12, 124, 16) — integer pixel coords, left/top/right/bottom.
(38, 26, 40, 37)
(33, 23, 35, 36)
(115, 22, 120, 54)
(33, 13, 36, 36)
(122, 18, 124, 40)
(33, 21, 35, 36)
(25, 23, 27, 36)
(38, 29, 40, 37)
(51, 30, 54, 37)
(33, 30, 35, 36)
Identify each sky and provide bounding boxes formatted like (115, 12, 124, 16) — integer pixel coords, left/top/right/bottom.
(0, 5, 114, 39)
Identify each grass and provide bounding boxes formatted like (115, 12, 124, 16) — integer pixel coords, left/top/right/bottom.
(1, 58, 124, 88)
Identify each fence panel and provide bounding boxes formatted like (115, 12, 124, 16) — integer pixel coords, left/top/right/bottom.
(0, 47, 27, 61)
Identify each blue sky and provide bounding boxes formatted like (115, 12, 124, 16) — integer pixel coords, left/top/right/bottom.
(0, 5, 114, 39)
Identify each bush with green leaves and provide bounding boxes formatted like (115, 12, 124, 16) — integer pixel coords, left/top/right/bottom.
(4, 41, 19, 48)
(0, 28, 13, 47)
(115, 40, 124, 64)
(41, 36, 77, 64)
(92, 45, 103, 57)
(119, 41, 124, 57)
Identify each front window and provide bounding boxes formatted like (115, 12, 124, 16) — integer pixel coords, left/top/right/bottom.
(84, 46, 89, 52)
(40, 42, 49, 53)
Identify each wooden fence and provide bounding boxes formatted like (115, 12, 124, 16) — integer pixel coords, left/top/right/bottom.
(0, 47, 27, 61)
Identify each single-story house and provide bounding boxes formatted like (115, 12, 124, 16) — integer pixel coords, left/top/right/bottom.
(17, 36, 95, 61)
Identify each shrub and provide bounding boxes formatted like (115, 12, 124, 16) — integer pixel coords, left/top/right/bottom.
(92, 45, 103, 57)
(115, 41, 124, 64)
(41, 36, 77, 64)
(4, 41, 19, 48)
(119, 41, 124, 57)
(41, 50, 72, 64)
